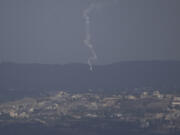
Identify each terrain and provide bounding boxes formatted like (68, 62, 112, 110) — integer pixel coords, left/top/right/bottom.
(0, 90, 180, 135)
(0, 61, 180, 96)
(0, 61, 180, 135)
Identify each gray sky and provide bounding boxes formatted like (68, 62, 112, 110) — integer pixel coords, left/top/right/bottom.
(0, 0, 180, 64)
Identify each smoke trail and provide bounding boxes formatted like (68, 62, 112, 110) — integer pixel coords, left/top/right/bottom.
(83, 0, 117, 71)
(83, 3, 97, 71)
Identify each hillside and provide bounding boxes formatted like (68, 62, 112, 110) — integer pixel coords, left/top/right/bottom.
(0, 61, 180, 93)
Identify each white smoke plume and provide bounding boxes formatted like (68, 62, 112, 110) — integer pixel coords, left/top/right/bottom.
(83, 3, 97, 71)
(83, 0, 117, 71)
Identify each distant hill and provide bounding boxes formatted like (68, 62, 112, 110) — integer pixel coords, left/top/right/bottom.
(0, 61, 180, 93)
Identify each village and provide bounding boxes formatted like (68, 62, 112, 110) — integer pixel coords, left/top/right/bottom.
(0, 90, 180, 133)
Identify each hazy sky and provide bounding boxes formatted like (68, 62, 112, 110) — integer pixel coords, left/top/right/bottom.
(0, 0, 180, 64)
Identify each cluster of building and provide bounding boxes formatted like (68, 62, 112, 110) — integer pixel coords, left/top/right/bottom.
(0, 90, 180, 130)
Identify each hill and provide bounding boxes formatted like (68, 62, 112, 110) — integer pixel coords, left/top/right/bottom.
(0, 61, 180, 94)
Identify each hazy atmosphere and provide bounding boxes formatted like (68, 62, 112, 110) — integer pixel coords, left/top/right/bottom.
(0, 0, 180, 64)
(1, 1, 180, 135)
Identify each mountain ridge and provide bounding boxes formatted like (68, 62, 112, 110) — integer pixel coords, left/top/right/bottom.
(0, 61, 180, 93)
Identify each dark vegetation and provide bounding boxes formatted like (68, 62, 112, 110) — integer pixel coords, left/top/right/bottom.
(0, 61, 179, 93)
(0, 121, 178, 135)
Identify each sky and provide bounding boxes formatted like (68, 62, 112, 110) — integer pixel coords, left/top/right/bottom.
(0, 0, 180, 65)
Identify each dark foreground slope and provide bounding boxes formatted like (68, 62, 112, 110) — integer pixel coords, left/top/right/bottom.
(0, 61, 180, 93)
(1, 122, 178, 135)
